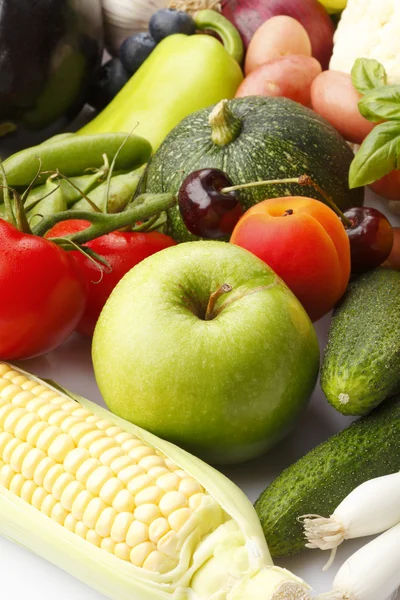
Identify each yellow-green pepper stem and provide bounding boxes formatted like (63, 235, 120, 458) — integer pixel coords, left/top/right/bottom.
(194, 9, 244, 65)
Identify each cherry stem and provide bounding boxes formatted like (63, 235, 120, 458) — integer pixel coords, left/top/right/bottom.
(33, 193, 176, 244)
(297, 175, 353, 228)
(221, 174, 353, 228)
(205, 283, 232, 321)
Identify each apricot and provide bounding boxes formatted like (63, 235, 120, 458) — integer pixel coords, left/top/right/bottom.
(230, 196, 351, 322)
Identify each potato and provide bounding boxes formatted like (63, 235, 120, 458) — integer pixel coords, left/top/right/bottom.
(244, 15, 312, 76)
(383, 227, 400, 270)
(310, 70, 375, 144)
(236, 55, 322, 106)
(370, 170, 400, 201)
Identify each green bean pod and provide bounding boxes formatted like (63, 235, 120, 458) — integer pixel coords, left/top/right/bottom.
(27, 183, 67, 228)
(71, 167, 145, 213)
(3, 133, 152, 188)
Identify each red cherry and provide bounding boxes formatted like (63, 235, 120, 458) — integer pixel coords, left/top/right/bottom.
(344, 206, 394, 273)
(178, 168, 243, 239)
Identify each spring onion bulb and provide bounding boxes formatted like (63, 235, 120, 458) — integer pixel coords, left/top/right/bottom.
(301, 472, 400, 566)
(318, 522, 400, 600)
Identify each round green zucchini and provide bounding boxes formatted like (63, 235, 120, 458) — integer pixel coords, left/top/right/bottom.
(141, 97, 363, 242)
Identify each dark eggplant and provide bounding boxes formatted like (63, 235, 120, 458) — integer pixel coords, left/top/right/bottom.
(0, 0, 103, 140)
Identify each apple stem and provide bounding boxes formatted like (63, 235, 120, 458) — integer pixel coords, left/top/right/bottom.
(205, 283, 232, 320)
(221, 174, 353, 229)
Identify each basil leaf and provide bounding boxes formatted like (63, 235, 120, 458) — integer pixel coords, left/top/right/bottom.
(358, 85, 400, 122)
(349, 121, 400, 188)
(351, 58, 387, 95)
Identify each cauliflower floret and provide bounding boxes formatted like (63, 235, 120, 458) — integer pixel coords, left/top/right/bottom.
(330, 0, 400, 84)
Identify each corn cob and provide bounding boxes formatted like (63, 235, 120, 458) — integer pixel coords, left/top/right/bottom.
(0, 362, 310, 600)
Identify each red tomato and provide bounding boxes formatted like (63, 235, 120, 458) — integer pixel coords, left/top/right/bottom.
(47, 220, 176, 337)
(0, 220, 87, 360)
(230, 197, 351, 322)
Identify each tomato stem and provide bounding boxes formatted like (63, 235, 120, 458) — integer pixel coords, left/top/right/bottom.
(0, 162, 17, 227)
(34, 193, 177, 244)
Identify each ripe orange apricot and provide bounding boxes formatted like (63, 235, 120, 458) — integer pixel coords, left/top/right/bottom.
(230, 196, 351, 322)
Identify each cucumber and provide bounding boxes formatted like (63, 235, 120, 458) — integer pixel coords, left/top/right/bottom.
(254, 396, 400, 557)
(321, 268, 400, 415)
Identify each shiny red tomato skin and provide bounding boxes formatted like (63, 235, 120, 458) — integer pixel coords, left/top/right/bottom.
(47, 220, 177, 337)
(0, 220, 87, 360)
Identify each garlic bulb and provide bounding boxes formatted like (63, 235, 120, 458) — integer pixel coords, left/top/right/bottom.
(102, 0, 221, 56)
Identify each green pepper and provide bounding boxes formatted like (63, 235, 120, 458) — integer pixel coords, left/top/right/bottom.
(79, 10, 244, 151)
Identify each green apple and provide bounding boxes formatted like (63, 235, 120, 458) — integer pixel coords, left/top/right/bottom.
(92, 241, 319, 464)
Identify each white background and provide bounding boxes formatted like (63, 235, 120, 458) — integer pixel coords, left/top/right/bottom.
(0, 189, 398, 599)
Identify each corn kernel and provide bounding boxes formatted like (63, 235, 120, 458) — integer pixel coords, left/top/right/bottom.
(130, 541, 156, 567)
(143, 551, 177, 574)
(99, 447, 125, 467)
(148, 517, 170, 544)
(115, 543, 131, 561)
(52, 472, 75, 501)
(126, 520, 149, 547)
(159, 491, 187, 517)
(134, 504, 161, 525)
(20, 480, 37, 503)
(60, 480, 85, 512)
(86, 466, 114, 496)
(9, 441, 32, 472)
(89, 437, 118, 459)
(13, 412, 40, 441)
(25, 421, 48, 446)
(95, 506, 117, 538)
(82, 497, 107, 529)
(156, 473, 180, 493)
(9, 473, 26, 496)
(118, 465, 145, 485)
(3, 438, 22, 463)
(43, 464, 65, 493)
(112, 489, 135, 513)
(168, 508, 193, 532)
(99, 477, 124, 504)
(86, 529, 102, 547)
(110, 512, 134, 543)
(36, 426, 61, 452)
(75, 521, 89, 539)
(48, 433, 75, 462)
(64, 513, 78, 532)
(126, 474, 154, 495)
(179, 478, 204, 497)
(76, 458, 100, 485)
(63, 447, 90, 475)
(135, 486, 163, 506)
(100, 537, 116, 554)
(40, 494, 58, 517)
(21, 448, 47, 480)
(157, 530, 180, 558)
(31, 486, 47, 510)
(51, 502, 69, 525)
(33, 457, 56, 486)
(139, 455, 166, 472)
(78, 430, 106, 449)
(0, 464, 15, 487)
(71, 490, 94, 520)
(4, 407, 29, 434)
(69, 422, 97, 443)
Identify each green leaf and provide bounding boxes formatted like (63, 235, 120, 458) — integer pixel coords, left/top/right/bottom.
(349, 121, 400, 188)
(359, 85, 400, 122)
(351, 58, 387, 95)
